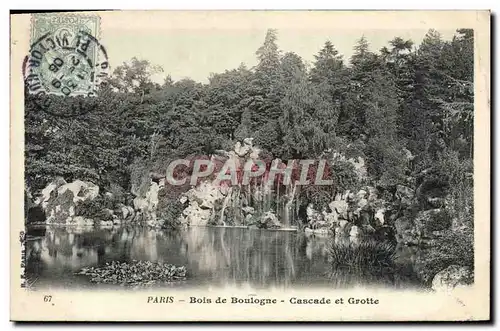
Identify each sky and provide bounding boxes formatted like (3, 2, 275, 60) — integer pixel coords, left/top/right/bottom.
(100, 25, 458, 84)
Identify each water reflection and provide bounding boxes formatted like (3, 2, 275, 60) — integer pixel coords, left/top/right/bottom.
(25, 226, 420, 290)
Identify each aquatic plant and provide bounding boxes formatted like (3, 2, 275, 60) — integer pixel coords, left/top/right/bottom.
(328, 240, 399, 287)
(329, 240, 396, 269)
(76, 260, 187, 286)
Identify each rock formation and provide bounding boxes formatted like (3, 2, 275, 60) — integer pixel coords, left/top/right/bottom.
(32, 177, 100, 225)
(431, 265, 473, 291)
(178, 138, 270, 227)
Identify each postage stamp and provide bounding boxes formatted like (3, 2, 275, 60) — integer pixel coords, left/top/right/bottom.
(9, 10, 491, 322)
(23, 13, 109, 100)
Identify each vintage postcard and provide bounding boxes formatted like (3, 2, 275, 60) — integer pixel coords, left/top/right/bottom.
(10, 10, 490, 321)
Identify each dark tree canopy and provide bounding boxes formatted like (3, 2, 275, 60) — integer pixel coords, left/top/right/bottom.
(25, 28, 474, 215)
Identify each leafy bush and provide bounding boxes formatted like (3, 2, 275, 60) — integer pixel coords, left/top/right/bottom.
(415, 168, 450, 209)
(365, 137, 407, 186)
(331, 160, 359, 193)
(107, 182, 126, 204)
(300, 185, 333, 214)
(75, 196, 113, 222)
(343, 140, 366, 160)
(129, 158, 153, 197)
(157, 188, 184, 230)
(418, 227, 474, 284)
(426, 209, 452, 232)
(436, 149, 473, 227)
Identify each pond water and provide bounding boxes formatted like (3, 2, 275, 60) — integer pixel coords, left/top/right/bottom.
(25, 226, 423, 290)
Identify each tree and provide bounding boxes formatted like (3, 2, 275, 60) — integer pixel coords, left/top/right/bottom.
(247, 29, 284, 132)
(109, 57, 164, 98)
(350, 36, 376, 67)
(310, 41, 344, 84)
(255, 29, 281, 82)
(281, 52, 306, 82)
(278, 63, 337, 159)
(309, 41, 348, 139)
(345, 36, 407, 184)
(205, 65, 253, 140)
(338, 36, 379, 139)
(435, 29, 474, 158)
(380, 37, 416, 141)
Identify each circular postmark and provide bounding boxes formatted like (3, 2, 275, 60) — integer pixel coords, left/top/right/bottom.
(23, 28, 110, 117)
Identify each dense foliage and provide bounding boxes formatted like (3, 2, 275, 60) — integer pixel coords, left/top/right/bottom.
(25, 29, 474, 274)
(25, 28, 473, 194)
